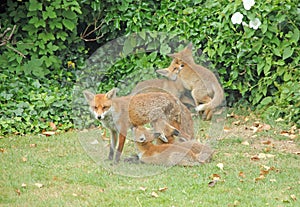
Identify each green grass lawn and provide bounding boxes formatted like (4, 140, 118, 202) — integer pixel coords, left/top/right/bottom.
(1, 114, 299, 207)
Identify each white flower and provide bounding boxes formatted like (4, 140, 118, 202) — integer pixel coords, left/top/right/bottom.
(243, 0, 255, 10)
(249, 18, 261, 30)
(231, 12, 244, 25)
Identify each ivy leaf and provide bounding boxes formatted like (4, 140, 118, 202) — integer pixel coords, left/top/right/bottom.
(257, 61, 265, 76)
(290, 27, 299, 45)
(160, 44, 171, 55)
(62, 19, 75, 31)
(252, 40, 262, 54)
(260, 97, 273, 106)
(263, 56, 272, 76)
(42, 6, 57, 19)
(123, 37, 136, 55)
(283, 46, 294, 60)
(28, 0, 42, 11)
(64, 10, 77, 19)
(23, 58, 43, 75)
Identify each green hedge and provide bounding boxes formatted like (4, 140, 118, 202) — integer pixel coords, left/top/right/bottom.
(0, 0, 299, 136)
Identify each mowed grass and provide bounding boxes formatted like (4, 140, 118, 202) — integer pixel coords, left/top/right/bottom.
(1, 114, 299, 207)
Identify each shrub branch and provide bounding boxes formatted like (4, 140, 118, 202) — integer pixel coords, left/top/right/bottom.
(0, 25, 26, 58)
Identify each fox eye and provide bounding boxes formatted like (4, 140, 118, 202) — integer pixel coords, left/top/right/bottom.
(172, 67, 177, 71)
(103, 106, 109, 110)
(180, 64, 184, 67)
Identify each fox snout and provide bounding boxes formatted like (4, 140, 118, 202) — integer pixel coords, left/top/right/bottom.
(96, 113, 106, 120)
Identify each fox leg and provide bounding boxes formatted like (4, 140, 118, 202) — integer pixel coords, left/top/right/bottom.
(109, 130, 118, 160)
(191, 89, 212, 120)
(115, 133, 126, 162)
(204, 109, 213, 120)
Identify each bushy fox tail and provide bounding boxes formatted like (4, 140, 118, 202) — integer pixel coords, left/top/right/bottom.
(195, 84, 224, 115)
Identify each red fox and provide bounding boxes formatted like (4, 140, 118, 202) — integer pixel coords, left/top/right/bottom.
(83, 88, 185, 162)
(133, 126, 213, 166)
(132, 78, 195, 108)
(156, 43, 224, 120)
(132, 81, 195, 141)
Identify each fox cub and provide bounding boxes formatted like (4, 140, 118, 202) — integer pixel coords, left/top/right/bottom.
(133, 126, 213, 166)
(157, 43, 224, 120)
(83, 88, 186, 162)
(132, 83, 195, 141)
(132, 78, 195, 108)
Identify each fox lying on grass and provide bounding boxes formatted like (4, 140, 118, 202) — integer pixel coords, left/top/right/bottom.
(157, 43, 224, 120)
(133, 126, 213, 166)
(83, 88, 187, 162)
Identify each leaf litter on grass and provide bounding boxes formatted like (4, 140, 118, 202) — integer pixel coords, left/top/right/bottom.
(223, 111, 300, 155)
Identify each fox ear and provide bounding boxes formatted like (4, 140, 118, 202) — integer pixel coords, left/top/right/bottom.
(83, 90, 95, 102)
(186, 42, 193, 50)
(105, 88, 118, 99)
(156, 69, 169, 77)
(167, 53, 176, 58)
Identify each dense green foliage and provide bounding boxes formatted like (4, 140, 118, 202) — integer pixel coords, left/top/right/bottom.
(0, 0, 299, 135)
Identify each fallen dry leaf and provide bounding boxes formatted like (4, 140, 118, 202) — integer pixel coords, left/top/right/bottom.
(250, 155, 260, 161)
(241, 141, 250, 146)
(15, 189, 21, 196)
(158, 187, 168, 192)
(261, 124, 271, 131)
(208, 179, 218, 187)
(260, 170, 270, 176)
(223, 126, 231, 132)
(280, 130, 290, 137)
(139, 186, 147, 191)
(290, 125, 297, 134)
(228, 200, 240, 206)
(22, 157, 27, 162)
(233, 120, 241, 126)
(210, 174, 221, 181)
(30, 143, 37, 148)
(216, 163, 224, 171)
(42, 131, 56, 136)
(269, 179, 277, 182)
(0, 148, 5, 153)
(261, 165, 275, 171)
(253, 121, 260, 127)
(255, 174, 265, 182)
(35, 183, 43, 188)
(151, 191, 159, 198)
(239, 171, 246, 178)
(250, 122, 271, 133)
(275, 118, 284, 122)
(49, 122, 57, 131)
(21, 183, 27, 188)
(262, 140, 272, 145)
(256, 153, 275, 159)
(227, 112, 239, 119)
(290, 194, 297, 201)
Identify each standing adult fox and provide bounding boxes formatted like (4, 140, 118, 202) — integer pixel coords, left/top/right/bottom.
(157, 43, 224, 120)
(83, 89, 185, 162)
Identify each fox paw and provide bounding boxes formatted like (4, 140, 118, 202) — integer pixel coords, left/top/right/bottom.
(195, 104, 206, 112)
